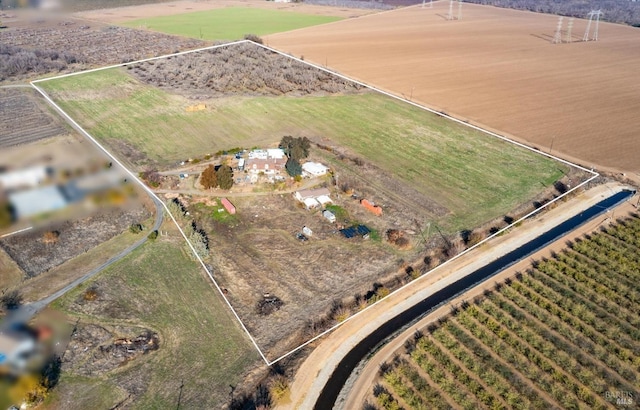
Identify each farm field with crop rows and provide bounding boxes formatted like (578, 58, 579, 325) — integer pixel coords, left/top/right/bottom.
(371, 215, 640, 409)
(267, 3, 640, 174)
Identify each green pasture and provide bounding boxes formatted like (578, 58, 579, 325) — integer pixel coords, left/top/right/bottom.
(40, 67, 566, 232)
(121, 7, 341, 40)
(47, 238, 261, 409)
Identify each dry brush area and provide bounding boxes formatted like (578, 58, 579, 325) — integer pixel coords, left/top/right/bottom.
(369, 215, 640, 410)
(129, 41, 365, 98)
(0, 16, 205, 82)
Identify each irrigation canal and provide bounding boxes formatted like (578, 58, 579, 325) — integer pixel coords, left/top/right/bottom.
(316, 189, 635, 410)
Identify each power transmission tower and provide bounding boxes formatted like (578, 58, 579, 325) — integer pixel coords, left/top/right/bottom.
(457, 0, 462, 20)
(552, 16, 564, 44)
(592, 10, 603, 41)
(448, 0, 454, 20)
(565, 17, 574, 43)
(583, 10, 603, 41)
(422, 0, 433, 9)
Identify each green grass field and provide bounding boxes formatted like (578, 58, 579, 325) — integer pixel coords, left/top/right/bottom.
(40, 67, 566, 232)
(46, 233, 261, 409)
(121, 7, 341, 40)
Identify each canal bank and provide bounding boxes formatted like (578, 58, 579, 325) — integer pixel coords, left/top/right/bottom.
(276, 183, 636, 410)
(338, 186, 637, 409)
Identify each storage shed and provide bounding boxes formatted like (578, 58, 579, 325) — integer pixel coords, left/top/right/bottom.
(220, 197, 236, 214)
(322, 210, 336, 223)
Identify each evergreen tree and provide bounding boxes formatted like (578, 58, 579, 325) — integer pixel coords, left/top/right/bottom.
(285, 157, 302, 177)
(216, 165, 234, 190)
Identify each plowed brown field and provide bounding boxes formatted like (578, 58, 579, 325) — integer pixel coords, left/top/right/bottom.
(266, 3, 640, 174)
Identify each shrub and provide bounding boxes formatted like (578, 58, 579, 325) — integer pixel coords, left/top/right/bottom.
(83, 286, 99, 301)
(42, 230, 60, 244)
(148, 230, 158, 240)
(269, 375, 289, 401)
(243, 34, 264, 44)
(467, 230, 485, 247)
(1, 289, 23, 310)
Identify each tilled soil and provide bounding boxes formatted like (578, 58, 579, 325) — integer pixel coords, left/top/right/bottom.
(266, 3, 640, 173)
(0, 88, 66, 148)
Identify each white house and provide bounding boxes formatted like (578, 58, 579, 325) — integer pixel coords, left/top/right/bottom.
(248, 148, 285, 160)
(8, 185, 68, 219)
(302, 162, 329, 177)
(245, 157, 287, 175)
(303, 197, 320, 209)
(0, 166, 49, 191)
(294, 187, 330, 202)
(0, 331, 36, 374)
(267, 148, 286, 159)
(295, 188, 332, 210)
(316, 195, 332, 206)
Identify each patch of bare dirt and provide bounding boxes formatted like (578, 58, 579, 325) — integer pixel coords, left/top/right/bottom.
(62, 323, 159, 377)
(0, 205, 151, 278)
(129, 42, 365, 99)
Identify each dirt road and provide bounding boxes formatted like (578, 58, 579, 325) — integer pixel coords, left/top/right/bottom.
(276, 182, 637, 409)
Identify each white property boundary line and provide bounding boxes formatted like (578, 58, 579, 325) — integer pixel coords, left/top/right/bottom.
(31, 40, 599, 366)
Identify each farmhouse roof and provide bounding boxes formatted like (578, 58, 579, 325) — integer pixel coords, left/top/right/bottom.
(246, 157, 286, 170)
(303, 197, 320, 209)
(296, 187, 330, 200)
(316, 195, 332, 205)
(8, 185, 68, 219)
(0, 166, 49, 191)
(302, 162, 329, 175)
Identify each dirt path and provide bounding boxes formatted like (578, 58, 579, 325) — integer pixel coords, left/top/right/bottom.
(274, 182, 637, 409)
(154, 177, 323, 198)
